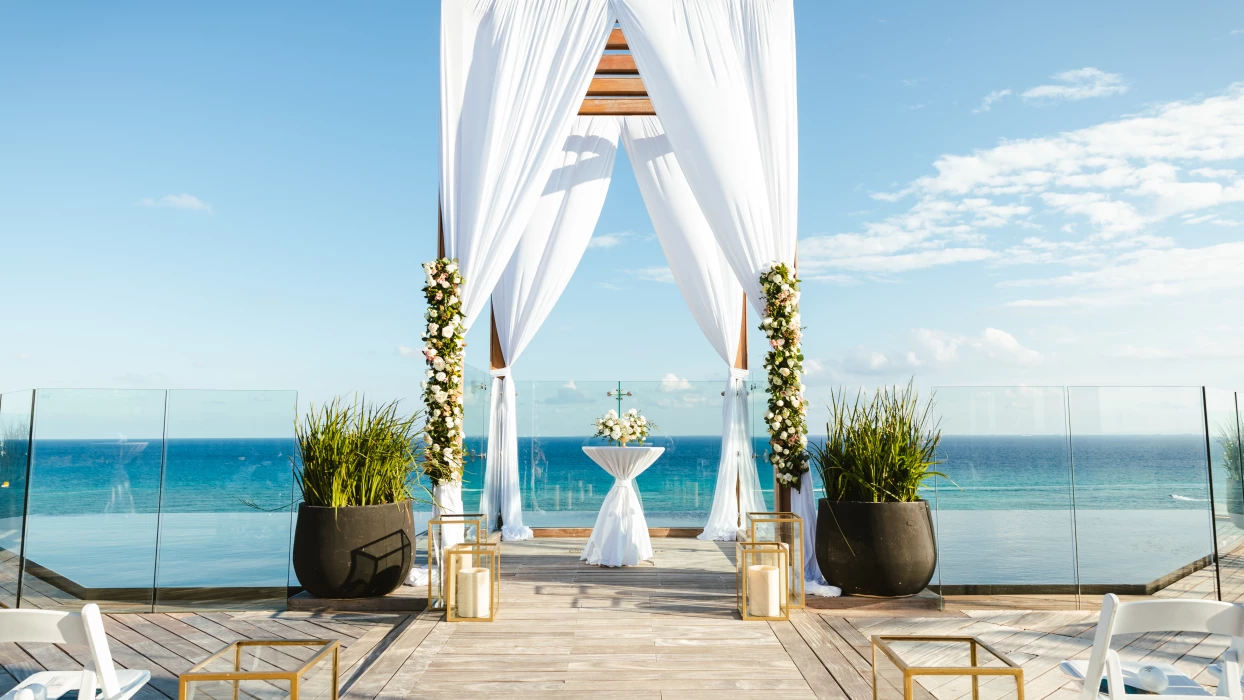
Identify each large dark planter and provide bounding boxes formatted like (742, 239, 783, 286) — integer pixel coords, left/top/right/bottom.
(1228, 479, 1244, 529)
(293, 501, 414, 599)
(816, 498, 937, 597)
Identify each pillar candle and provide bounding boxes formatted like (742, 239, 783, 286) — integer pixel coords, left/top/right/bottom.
(456, 567, 491, 618)
(746, 565, 781, 617)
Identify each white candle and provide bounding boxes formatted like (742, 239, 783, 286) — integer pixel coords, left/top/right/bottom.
(747, 564, 782, 618)
(456, 567, 491, 618)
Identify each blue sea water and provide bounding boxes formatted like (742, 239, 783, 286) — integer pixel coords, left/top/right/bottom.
(0, 434, 1231, 591)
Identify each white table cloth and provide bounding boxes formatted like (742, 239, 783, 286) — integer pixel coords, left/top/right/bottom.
(580, 446, 664, 567)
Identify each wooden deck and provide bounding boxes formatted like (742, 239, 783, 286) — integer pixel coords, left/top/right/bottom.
(2, 538, 1243, 700)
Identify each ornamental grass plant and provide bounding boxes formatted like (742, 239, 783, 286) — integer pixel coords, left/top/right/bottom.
(295, 397, 424, 508)
(809, 381, 947, 503)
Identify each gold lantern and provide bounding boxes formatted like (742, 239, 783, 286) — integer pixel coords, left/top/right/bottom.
(427, 513, 486, 610)
(736, 541, 789, 621)
(872, 636, 1024, 700)
(746, 511, 805, 608)
(445, 542, 500, 622)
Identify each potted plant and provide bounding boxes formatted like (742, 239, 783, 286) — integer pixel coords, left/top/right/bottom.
(291, 397, 423, 599)
(808, 381, 947, 597)
(1218, 426, 1244, 529)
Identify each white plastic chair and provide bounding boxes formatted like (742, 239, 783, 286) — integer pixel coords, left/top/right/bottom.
(0, 604, 150, 700)
(1060, 594, 1244, 700)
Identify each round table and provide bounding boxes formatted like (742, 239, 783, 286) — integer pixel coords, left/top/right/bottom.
(580, 445, 664, 567)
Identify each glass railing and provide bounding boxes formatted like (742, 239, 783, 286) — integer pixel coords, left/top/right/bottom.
(3, 375, 1237, 613)
(449, 375, 776, 529)
(929, 386, 1238, 607)
(1, 389, 297, 611)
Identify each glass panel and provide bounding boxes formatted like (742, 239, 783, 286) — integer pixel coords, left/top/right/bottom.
(460, 364, 490, 531)
(1209, 389, 1244, 603)
(750, 381, 777, 510)
(0, 391, 34, 608)
(518, 380, 617, 526)
(154, 390, 298, 611)
(932, 387, 1077, 606)
(1067, 386, 1216, 601)
(22, 389, 166, 610)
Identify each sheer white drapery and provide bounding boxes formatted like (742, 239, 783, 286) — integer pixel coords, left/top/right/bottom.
(613, 0, 798, 311)
(620, 115, 761, 541)
(437, 0, 611, 516)
(615, 0, 825, 588)
(481, 116, 622, 541)
(441, 0, 612, 327)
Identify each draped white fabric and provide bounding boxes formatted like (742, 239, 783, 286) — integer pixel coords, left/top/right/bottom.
(481, 116, 622, 541)
(613, 0, 798, 311)
(580, 446, 663, 567)
(616, 0, 826, 588)
(620, 115, 761, 541)
(438, 0, 611, 517)
(440, 0, 612, 330)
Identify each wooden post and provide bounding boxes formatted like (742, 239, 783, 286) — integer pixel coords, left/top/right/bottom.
(437, 203, 445, 258)
(489, 306, 506, 370)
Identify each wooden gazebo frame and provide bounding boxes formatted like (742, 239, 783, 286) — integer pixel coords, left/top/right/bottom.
(439, 25, 793, 515)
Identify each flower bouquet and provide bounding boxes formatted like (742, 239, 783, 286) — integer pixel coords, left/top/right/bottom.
(592, 408, 657, 447)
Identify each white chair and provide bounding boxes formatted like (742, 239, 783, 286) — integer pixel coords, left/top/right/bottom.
(0, 604, 150, 700)
(1060, 594, 1244, 700)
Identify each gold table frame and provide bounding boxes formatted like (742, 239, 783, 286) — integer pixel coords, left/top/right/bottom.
(178, 639, 340, 700)
(871, 635, 1024, 700)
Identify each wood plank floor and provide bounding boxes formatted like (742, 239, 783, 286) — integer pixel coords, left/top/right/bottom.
(3, 538, 1244, 699)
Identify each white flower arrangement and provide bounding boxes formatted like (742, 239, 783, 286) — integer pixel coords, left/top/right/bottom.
(592, 408, 657, 447)
(760, 262, 809, 486)
(421, 257, 466, 484)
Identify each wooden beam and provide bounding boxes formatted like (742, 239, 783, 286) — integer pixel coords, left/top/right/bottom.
(578, 98, 655, 116)
(436, 203, 444, 258)
(586, 76, 646, 97)
(595, 54, 638, 74)
(606, 27, 627, 50)
(489, 306, 506, 370)
(733, 295, 748, 370)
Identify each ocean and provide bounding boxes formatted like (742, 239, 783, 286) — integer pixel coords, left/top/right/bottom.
(0, 434, 1233, 593)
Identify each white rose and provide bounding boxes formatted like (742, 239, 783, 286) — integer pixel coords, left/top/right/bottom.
(441, 326, 453, 338)
(428, 323, 439, 333)
(779, 367, 791, 377)
(435, 371, 446, 382)
(777, 399, 785, 406)
(439, 279, 449, 288)
(433, 357, 445, 371)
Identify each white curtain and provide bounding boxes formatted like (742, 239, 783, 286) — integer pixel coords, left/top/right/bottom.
(621, 116, 762, 541)
(437, 0, 611, 515)
(481, 116, 622, 541)
(613, 0, 797, 311)
(441, 0, 612, 329)
(615, 0, 828, 590)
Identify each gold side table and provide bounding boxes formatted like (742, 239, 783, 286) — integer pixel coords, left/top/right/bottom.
(872, 636, 1024, 700)
(179, 639, 339, 700)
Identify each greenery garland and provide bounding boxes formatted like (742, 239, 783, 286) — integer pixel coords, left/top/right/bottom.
(420, 258, 465, 484)
(760, 262, 809, 487)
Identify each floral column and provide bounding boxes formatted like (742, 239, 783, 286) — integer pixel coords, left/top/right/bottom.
(759, 263, 808, 492)
(421, 258, 466, 485)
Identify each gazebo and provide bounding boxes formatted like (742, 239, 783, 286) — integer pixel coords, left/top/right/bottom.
(419, 0, 820, 589)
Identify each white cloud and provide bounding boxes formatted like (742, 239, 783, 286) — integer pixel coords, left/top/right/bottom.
(1231, 29, 1242, 36)
(629, 266, 675, 283)
(972, 89, 1012, 114)
(397, 345, 421, 359)
(910, 328, 1043, 367)
(804, 358, 826, 376)
(801, 84, 1244, 285)
(659, 373, 692, 392)
(1005, 241, 1244, 308)
(138, 193, 214, 213)
(588, 231, 630, 248)
(599, 282, 620, 291)
(1022, 67, 1128, 103)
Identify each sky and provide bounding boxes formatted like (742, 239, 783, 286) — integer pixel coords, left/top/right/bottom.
(2, 1, 1243, 434)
